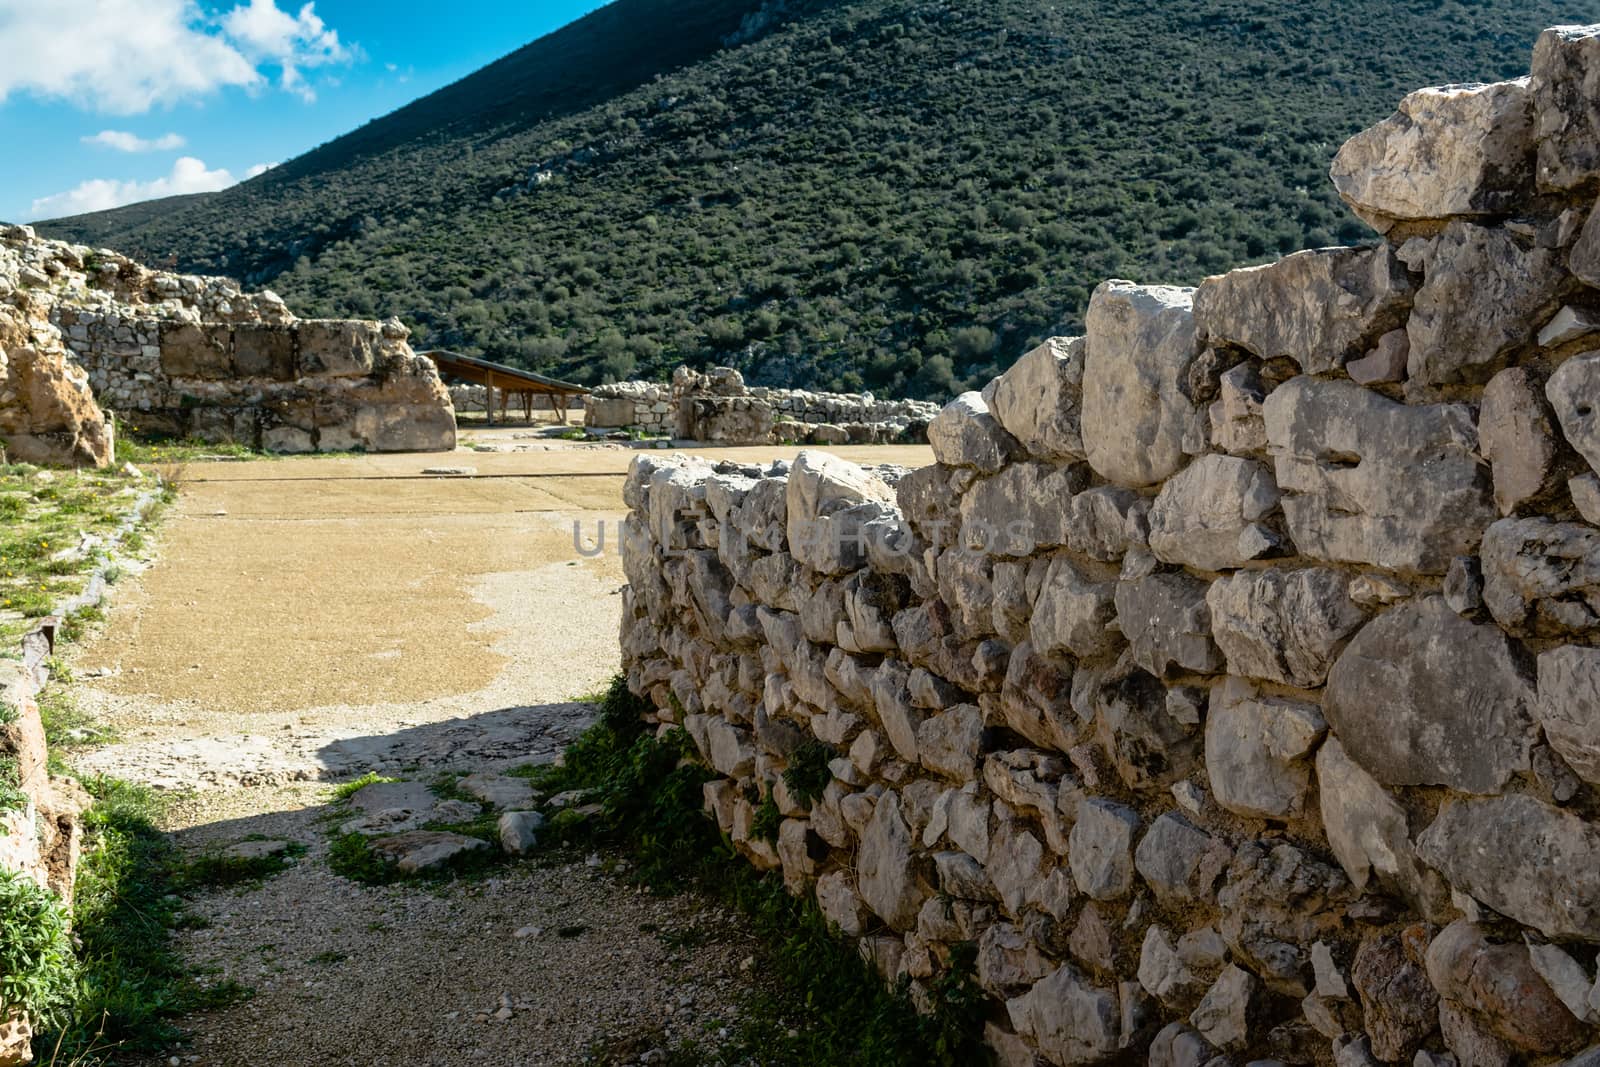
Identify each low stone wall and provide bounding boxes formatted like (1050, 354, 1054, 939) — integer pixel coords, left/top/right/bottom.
(448, 384, 582, 418)
(1, 225, 456, 456)
(617, 27, 1600, 1067)
(587, 366, 938, 444)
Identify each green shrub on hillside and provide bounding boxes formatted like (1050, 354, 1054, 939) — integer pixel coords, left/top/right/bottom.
(39, 0, 1578, 399)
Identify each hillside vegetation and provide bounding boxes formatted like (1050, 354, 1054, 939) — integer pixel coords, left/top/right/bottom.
(40, 0, 1592, 397)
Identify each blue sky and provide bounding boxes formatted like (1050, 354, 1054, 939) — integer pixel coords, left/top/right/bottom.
(0, 0, 609, 222)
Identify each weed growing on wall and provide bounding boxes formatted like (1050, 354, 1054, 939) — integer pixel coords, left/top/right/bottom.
(0, 869, 76, 1029)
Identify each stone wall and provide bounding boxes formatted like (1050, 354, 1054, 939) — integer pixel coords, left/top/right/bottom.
(0, 621, 88, 1065)
(587, 365, 939, 444)
(616, 27, 1600, 1067)
(0, 225, 456, 455)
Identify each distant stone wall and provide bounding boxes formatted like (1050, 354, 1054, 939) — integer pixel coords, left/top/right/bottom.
(448, 383, 582, 418)
(1, 225, 455, 456)
(616, 27, 1600, 1067)
(587, 365, 938, 444)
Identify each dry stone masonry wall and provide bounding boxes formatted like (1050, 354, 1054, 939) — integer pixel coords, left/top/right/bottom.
(618, 26, 1600, 1067)
(588, 365, 939, 444)
(1, 225, 455, 456)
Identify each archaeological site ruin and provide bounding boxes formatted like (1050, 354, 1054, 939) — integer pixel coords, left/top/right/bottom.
(0, 225, 457, 462)
(616, 25, 1600, 1065)
(8, 15, 1600, 1067)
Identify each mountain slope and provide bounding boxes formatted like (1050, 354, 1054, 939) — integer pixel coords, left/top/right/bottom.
(39, 0, 1588, 397)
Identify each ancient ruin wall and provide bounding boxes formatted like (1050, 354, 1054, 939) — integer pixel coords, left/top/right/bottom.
(617, 26, 1600, 1067)
(589, 365, 939, 444)
(1, 225, 456, 455)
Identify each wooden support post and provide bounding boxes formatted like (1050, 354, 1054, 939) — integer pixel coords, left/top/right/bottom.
(485, 377, 495, 426)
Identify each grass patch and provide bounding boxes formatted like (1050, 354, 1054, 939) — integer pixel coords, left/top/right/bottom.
(36, 776, 251, 1062)
(326, 833, 400, 887)
(522, 675, 986, 1066)
(330, 772, 397, 802)
(176, 843, 304, 889)
(0, 868, 76, 1030)
(0, 461, 158, 652)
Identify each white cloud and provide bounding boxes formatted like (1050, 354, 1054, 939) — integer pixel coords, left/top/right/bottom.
(82, 129, 187, 153)
(245, 162, 279, 178)
(28, 156, 243, 219)
(221, 0, 351, 102)
(0, 0, 356, 114)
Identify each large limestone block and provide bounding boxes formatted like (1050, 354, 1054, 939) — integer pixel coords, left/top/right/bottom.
(1067, 798, 1141, 901)
(158, 322, 231, 378)
(1204, 677, 1324, 821)
(1481, 517, 1600, 638)
(1547, 350, 1600, 477)
(1400, 222, 1565, 386)
(1315, 737, 1447, 917)
(1419, 794, 1600, 940)
(1263, 376, 1494, 574)
(857, 792, 927, 931)
(1147, 454, 1280, 572)
(1134, 813, 1230, 905)
(927, 391, 1017, 473)
(1030, 555, 1121, 661)
(1206, 568, 1367, 689)
(1330, 79, 1534, 230)
(1325, 597, 1537, 794)
(1538, 645, 1600, 784)
(1114, 573, 1222, 677)
(984, 335, 1086, 461)
(1532, 24, 1600, 191)
(1089, 659, 1203, 791)
(1193, 246, 1414, 373)
(785, 450, 895, 575)
(231, 325, 295, 380)
(1480, 366, 1566, 514)
(958, 461, 1083, 556)
(1081, 280, 1201, 488)
(1427, 922, 1590, 1053)
(1005, 963, 1121, 1066)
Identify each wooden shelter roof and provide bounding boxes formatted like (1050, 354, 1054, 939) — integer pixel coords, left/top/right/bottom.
(421, 350, 589, 396)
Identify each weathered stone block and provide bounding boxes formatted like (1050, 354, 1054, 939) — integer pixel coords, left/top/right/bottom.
(985, 335, 1086, 462)
(928, 391, 1017, 473)
(1147, 453, 1280, 572)
(1205, 677, 1324, 821)
(231, 325, 296, 380)
(1325, 596, 1537, 794)
(1206, 567, 1366, 688)
(1081, 280, 1201, 488)
(1418, 793, 1600, 940)
(1330, 79, 1534, 230)
(159, 322, 231, 379)
(1263, 376, 1494, 574)
(1481, 517, 1600, 638)
(296, 320, 377, 378)
(1194, 245, 1414, 373)
(1401, 222, 1564, 387)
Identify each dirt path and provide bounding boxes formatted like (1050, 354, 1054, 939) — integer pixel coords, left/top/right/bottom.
(61, 433, 930, 1065)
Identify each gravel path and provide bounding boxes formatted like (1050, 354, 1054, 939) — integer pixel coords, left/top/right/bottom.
(52, 436, 934, 1066)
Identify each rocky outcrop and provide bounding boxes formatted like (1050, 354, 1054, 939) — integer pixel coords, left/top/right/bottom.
(1, 224, 455, 456)
(613, 26, 1600, 1067)
(0, 300, 112, 467)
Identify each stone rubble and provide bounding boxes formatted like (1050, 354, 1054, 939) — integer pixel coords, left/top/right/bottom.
(613, 26, 1600, 1067)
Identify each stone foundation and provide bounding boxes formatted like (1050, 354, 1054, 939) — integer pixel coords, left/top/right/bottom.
(616, 26, 1600, 1067)
(587, 365, 938, 444)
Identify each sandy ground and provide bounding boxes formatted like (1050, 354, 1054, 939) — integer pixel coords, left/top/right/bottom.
(61, 430, 931, 1065)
